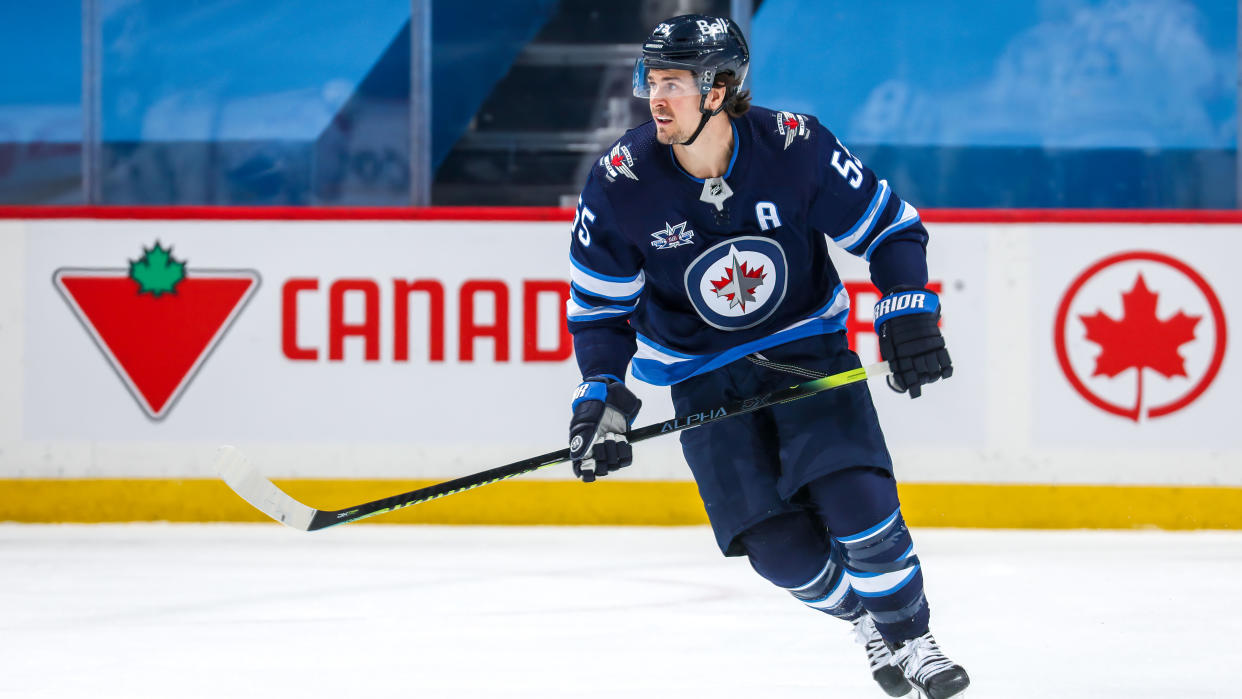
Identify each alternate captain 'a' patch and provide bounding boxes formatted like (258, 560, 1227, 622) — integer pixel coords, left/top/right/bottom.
(775, 111, 809, 150)
(651, 220, 695, 250)
(601, 142, 638, 181)
(685, 236, 788, 331)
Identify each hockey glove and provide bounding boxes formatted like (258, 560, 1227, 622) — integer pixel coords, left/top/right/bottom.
(568, 376, 642, 483)
(875, 288, 952, 399)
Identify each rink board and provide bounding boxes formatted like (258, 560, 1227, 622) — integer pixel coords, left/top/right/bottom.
(2, 479, 1241, 529)
(1, 207, 1239, 527)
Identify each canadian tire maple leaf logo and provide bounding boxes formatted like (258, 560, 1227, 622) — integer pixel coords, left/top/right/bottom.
(129, 242, 186, 296)
(1054, 251, 1227, 422)
(54, 242, 260, 420)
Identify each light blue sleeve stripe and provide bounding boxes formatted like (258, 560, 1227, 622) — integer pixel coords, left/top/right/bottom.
(570, 287, 638, 312)
(862, 202, 921, 261)
(570, 280, 643, 303)
(569, 258, 646, 300)
(566, 294, 636, 322)
(567, 304, 635, 321)
(842, 185, 892, 253)
(833, 180, 890, 249)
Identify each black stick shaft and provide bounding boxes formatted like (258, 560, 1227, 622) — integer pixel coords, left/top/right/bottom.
(307, 363, 882, 530)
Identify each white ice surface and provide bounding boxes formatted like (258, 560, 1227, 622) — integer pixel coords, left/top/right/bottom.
(1, 525, 1238, 698)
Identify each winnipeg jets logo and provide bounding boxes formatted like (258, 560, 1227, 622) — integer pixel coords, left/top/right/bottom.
(601, 143, 638, 182)
(684, 237, 788, 331)
(651, 221, 695, 250)
(775, 111, 808, 150)
(710, 253, 766, 310)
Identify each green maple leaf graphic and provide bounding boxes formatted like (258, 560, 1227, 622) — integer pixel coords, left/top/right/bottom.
(129, 242, 186, 296)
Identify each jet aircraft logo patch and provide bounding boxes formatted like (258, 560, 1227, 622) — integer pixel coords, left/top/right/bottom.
(775, 111, 809, 150)
(602, 143, 638, 181)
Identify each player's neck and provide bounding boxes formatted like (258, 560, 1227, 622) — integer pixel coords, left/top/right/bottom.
(672, 115, 734, 179)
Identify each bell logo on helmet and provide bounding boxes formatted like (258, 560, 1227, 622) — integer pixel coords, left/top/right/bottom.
(696, 18, 728, 38)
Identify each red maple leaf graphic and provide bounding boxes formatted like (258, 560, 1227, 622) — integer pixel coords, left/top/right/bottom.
(783, 117, 799, 130)
(1079, 273, 1200, 420)
(710, 261, 765, 301)
(611, 154, 623, 166)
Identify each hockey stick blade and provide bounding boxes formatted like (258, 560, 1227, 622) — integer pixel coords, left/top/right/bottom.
(216, 446, 317, 531)
(217, 362, 891, 531)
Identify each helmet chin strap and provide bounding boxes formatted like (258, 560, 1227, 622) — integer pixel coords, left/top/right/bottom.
(679, 92, 729, 147)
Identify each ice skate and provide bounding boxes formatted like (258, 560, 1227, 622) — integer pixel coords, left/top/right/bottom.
(852, 614, 912, 697)
(890, 631, 970, 699)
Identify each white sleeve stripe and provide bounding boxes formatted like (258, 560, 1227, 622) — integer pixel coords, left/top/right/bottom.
(862, 202, 921, 261)
(569, 258, 645, 299)
(566, 297, 635, 321)
(570, 287, 638, 311)
(833, 179, 890, 250)
(569, 253, 643, 282)
(571, 280, 643, 303)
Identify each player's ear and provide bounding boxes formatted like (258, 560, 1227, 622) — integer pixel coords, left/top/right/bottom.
(705, 85, 726, 111)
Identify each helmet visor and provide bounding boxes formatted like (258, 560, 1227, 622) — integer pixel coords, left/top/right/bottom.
(632, 58, 716, 99)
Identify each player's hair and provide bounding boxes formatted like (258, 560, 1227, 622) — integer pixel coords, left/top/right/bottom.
(715, 72, 751, 117)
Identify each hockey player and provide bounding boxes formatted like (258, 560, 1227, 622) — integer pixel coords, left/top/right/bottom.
(565, 15, 969, 699)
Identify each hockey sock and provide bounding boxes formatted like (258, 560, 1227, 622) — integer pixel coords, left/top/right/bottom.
(834, 505, 929, 643)
(806, 468, 930, 643)
(737, 511, 864, 621)
(785, 543, 865, 621)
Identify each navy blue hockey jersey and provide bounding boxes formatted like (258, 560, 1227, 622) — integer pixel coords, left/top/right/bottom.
(567, 106, 929, 386)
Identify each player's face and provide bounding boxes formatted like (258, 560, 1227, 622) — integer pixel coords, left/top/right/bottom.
(646, 69, 704, 145)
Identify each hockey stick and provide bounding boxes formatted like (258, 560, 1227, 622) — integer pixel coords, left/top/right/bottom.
(216, 361, 891, 531)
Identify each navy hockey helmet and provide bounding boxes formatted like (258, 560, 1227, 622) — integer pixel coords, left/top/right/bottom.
(632, 14, 750, 106)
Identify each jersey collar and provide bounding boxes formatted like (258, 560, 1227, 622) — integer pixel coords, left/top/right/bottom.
(668, 119, 740, 183)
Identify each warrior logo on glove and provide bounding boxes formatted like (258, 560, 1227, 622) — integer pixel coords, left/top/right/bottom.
(874, 288, 953, 399)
